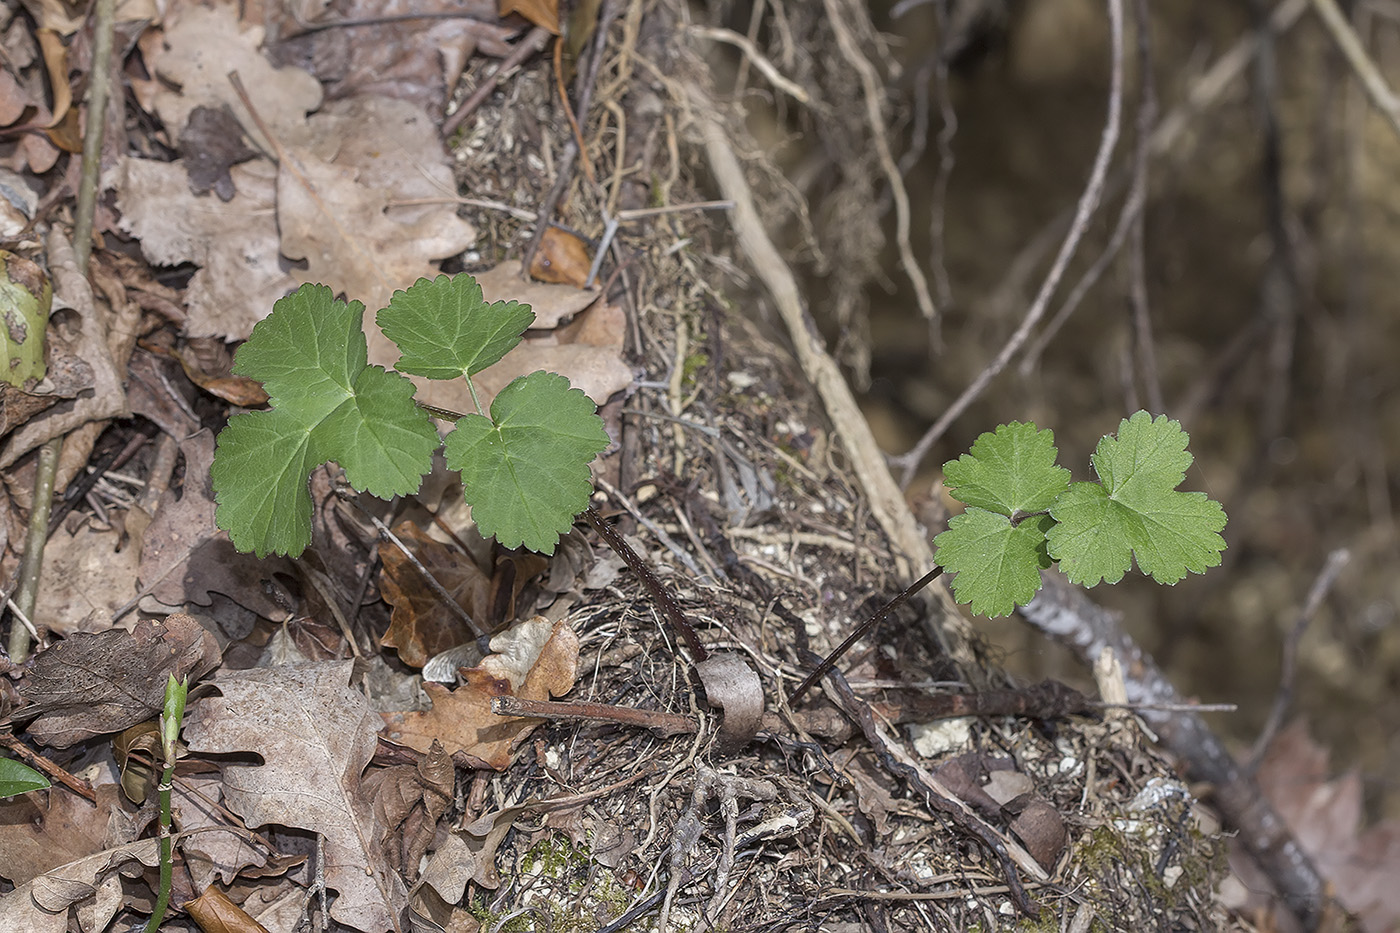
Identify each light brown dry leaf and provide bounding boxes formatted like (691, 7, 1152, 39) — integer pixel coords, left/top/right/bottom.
(181, 661, 407, 933)
(0, 784, 127, 888)
(32, 521, 140, 635)
(146, 4, 323, 152)
(173, 773, 271, 888)
(473, 261, 596, 328)
(20, 614, 220, 747)
(528, 227, 591, 285)
(500, 0, 560, 33)
(382, 616, 579, 769)
(1257, 721, 1400, 932)
(112, 157, 293, 339)
(419, 802, 532, 897)
(379, 520, 491, 668)
(696, 651, 763, 751)
(184, 885, 272, 933)
(0, 838, 159, 933)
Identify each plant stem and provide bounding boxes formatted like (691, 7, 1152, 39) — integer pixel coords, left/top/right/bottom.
(580, 506, 707, 661)
(787, 565, 944, 705)
(144, 759, 175, 933)
(8, 437, 59, 662)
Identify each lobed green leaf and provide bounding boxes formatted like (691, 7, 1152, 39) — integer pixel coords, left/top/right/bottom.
(444, 371, 609, 554)
(933, 509, 1054, 618)
(942, 421, 1070, 516)
(212, 285, 439, 557)
(379, 273, 535, 380)
(1046, 412, 1227, 586)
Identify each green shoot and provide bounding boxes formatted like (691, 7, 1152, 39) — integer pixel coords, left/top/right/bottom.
(145, 674, 188, 933)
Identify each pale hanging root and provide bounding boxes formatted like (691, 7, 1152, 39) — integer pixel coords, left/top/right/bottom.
(820, 0, 938, 329)
(695, 97, 984, 682)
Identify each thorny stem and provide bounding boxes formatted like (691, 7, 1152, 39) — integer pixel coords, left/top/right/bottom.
(580, 505, 708, 661)
(787, 565, 944, 706)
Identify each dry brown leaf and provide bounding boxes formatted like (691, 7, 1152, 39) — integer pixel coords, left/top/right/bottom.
(182, 661, 407, 933)
(136, 429, 294, 621)
(361, 741, 455, 875)
(113, 157, 293, 339)
(0, 784, 128, 888)
(185, 885, 272, 933)
(1257, 722, 1400, 932)
(379, 521, 491, 668)
(500, 0, 560, 33)
(19, 614, 219, 747)
(474, 260, 596, 328)
(382, 616, 579, 769)
(0, 838, 159, 933)
(31, 520, 140, 635)
(528, 226, 591, 285)
(146, 4, 323, 152)
(173, 773, 273, 888)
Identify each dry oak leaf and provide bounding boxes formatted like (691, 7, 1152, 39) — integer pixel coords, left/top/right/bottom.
(361, 740, 455, 875)
(0, 838, 159, 933)
(379, 520, 491, 668)
(18, 613, 219, 747)
(181, 661, 408, 933)
(382, 616, 578, 770)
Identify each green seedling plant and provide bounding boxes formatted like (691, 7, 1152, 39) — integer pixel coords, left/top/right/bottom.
(789, 412, 1227, 702)
(211, 275, 609, 559)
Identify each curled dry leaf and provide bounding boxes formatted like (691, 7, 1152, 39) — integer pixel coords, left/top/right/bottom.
(529, 226, 592, 286)
(696, 651, 764, 752)
(18, 614, 219, 747)
(0, 838, 159, 933)
(382, 616, 579, 770)
(379, 520, 491, 668)
(184, 885, 272, 933)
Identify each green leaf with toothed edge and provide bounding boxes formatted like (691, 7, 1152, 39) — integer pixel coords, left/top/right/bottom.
(211, 284, 439, 558)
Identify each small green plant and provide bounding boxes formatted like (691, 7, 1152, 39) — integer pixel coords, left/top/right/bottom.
(933, 413, 1227, 617)
(0, 756, 49, 798)
(789, 412, 1226, 703)
(211, 275, 609, 558)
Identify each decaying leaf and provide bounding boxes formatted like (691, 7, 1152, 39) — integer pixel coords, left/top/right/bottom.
(1256, 722, 1400, 932)
(184, 885, 272, 933)
(32, 520, 141, 635)
(382, 616, 579, 769)
(696, 651, 764, 751)
(0, 838, 159, 933)
(18, 614, 219, 747)
(182, 661, 407, 933)
(379, 521, 491, 668)
(0, 784, 128, 888)
(361, 740, 455, 875)
(528, 226, 592, 286)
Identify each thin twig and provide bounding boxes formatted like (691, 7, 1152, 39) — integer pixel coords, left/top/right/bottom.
(787, 565, 943, 705)
(1309, 0, 1400, 142)
(688, 25, 811, 104)
(893, 0, 1126, 487)
(491, 695, 697, 736)
(442, 26, 552, 139)
(1247, 548, 1351, 769)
